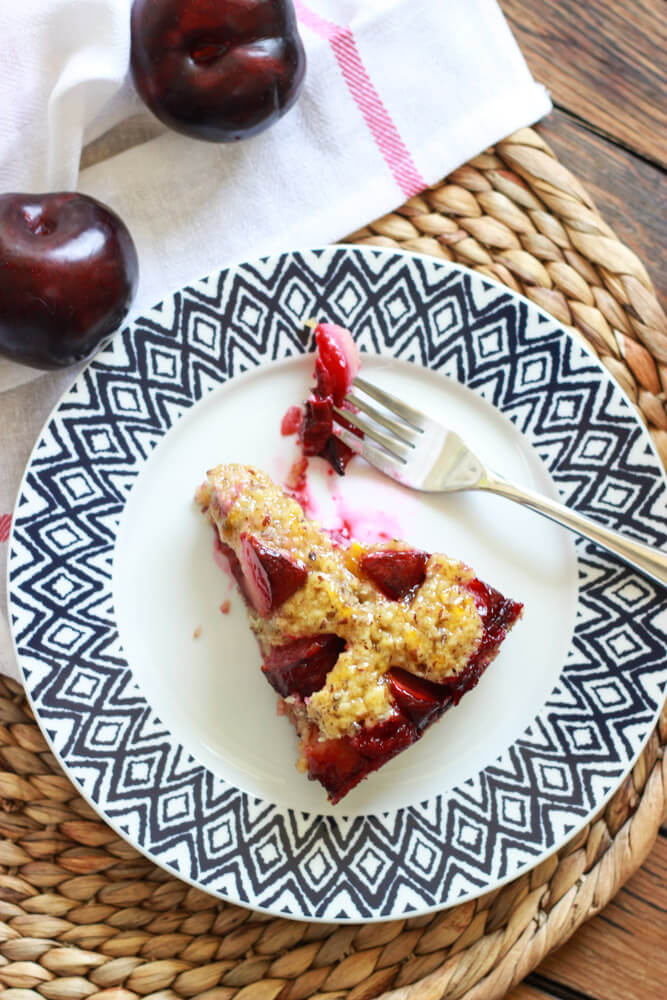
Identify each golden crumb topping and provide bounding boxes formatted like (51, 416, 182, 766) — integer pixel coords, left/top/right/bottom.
(198, 463, 482, 739)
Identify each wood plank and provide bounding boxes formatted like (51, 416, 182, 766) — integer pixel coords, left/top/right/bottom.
(498, 0, 667, 165)
(532, 835, 667, 1000)
(536, 109, 667, 306)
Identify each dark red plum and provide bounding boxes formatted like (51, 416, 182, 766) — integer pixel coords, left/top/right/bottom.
(130, 0, 306, 142)
(0, 193, 138, 369)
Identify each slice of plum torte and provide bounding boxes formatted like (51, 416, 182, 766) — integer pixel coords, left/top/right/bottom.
(196, 464, 522, 803)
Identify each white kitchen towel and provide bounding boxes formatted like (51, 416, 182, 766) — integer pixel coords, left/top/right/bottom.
(0, 0, 551, 676)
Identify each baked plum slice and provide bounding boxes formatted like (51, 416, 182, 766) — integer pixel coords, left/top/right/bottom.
(262, 634, 346, 698)
(239, 533, 307, 617)
(303, 715, 415, 804)
(360, 548, 429, 600)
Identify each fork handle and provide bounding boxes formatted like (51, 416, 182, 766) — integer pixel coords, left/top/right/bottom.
(479, 474, 667, 588)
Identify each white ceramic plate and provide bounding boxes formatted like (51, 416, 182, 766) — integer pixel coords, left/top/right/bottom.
(8, 247, 667, 920)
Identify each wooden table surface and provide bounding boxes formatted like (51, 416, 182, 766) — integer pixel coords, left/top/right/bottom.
(497, 1, 667, 998)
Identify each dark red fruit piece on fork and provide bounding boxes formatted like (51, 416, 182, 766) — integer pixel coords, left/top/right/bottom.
(314, 323, 360, 406)
(130, 0, 306, 142)
(321, 434, 356, 475)
(239, 533, 307, 617)
(300, 397, 334, 455)
(386, 668, 450, 732)
(262, 634, 346, 698)
(0, 192, 138, 369)
(360, 549, 430, 600)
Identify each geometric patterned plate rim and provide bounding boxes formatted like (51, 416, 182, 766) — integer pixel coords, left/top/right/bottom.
(7, 246, 667, 921)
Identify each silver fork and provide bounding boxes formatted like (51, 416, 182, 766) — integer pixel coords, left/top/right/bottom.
(333, 376, 667, 588)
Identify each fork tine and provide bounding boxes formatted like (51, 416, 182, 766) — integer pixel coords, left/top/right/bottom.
(333, 406, 412, 459)
(353, 376, 427, 429)
(334, 425, 407, 476)
(346, 391, 419, 445)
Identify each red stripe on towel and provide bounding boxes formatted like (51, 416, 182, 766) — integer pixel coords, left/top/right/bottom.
(295, 2, 426, 198)
(0, 514, 11, 542)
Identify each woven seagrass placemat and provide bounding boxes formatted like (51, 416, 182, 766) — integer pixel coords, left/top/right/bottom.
(1, 127, 665, 1000)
